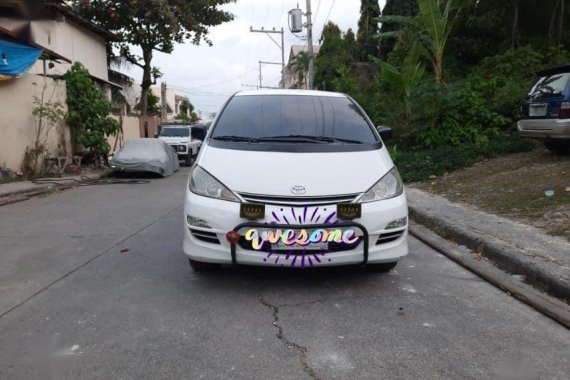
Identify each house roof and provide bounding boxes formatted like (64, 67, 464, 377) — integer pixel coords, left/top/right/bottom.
(288, 44, 320, 65)
(0, 1, 118, 42)
(175, 94, 190, 102)
(45, 3, 119, 42)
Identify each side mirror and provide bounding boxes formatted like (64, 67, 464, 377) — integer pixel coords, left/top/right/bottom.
(377, 126, 393, 141)
(191, 126, 206, 141)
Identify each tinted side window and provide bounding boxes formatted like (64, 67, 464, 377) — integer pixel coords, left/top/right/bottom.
(212, 95, 378, 143)
(528, 73, 570, 100)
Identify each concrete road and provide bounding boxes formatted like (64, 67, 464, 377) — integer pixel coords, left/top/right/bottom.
(0, 168, 568, 380)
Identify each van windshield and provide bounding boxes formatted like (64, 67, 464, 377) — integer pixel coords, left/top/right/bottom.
(528, 73, 570, 100)
(211, 95, 378, 144)
(160, 127, 189, 137)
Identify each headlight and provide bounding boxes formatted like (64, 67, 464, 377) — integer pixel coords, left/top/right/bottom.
(189, 166, 240, 202)
(359, 167, 404, 203)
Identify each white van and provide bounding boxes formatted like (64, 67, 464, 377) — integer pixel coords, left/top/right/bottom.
(183, 90, 408, 271)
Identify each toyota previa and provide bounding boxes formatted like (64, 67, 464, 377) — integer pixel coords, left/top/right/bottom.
(183, 90, 408, 272)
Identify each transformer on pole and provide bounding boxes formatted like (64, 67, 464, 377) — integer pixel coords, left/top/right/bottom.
(288, 1, 315, 90)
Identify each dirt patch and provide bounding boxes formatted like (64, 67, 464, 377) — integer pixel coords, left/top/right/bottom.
(416, 148, 570, 241)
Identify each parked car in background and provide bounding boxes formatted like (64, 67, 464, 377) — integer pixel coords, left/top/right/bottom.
(158, 122, 204, 166)
(183, 90, 408, 272)
(111, 139, 179, 177)
(518, 64, 570, 154)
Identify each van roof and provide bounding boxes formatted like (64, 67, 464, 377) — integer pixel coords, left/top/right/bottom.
(235, 89, 347, 98)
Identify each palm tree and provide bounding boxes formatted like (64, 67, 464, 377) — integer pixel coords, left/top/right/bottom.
(289, 51, 311, 89)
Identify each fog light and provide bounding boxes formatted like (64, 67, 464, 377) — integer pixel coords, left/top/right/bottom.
(186, 215, 211, 229)
(386, 217, 407, 230)
(226, 230, 240, 244)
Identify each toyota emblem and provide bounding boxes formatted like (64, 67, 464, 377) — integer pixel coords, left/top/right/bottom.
(291, 185, 307, 195)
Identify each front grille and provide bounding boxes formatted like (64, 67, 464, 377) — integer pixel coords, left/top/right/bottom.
(238, 193, 359, 206)
(238, 236, 362, 253)
(190, 229, 220, 245)
(376, 231, 404, 245)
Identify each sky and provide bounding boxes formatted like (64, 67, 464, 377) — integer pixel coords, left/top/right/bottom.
(124, 1, 386, 119)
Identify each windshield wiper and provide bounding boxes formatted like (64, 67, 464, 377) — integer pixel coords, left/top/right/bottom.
(259, 135, 363, 144)
(213, 135, 260, 143)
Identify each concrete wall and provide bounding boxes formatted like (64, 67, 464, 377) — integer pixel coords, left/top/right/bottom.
(28, 18, 109, 82)
(107, 116, 141, 152)
(0, 75, 71, 171)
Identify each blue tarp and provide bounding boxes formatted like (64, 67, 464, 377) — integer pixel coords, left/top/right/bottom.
(0, 38, 43, 79)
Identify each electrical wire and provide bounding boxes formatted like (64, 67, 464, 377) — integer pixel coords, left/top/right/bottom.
(323, 0, 337, 26)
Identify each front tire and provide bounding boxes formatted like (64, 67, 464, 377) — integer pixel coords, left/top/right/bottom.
(544, 140, 570, 155)
(188, 258, 219, 272)
(366, 262, 398, 273)
(184, 154, 192, 167)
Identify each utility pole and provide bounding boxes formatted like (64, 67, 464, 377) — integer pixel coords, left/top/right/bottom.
(250, 27, 286, 88)
(306, 0, 315, 90)
(288, 2, 316, 90)
(160, 82, 167, 121)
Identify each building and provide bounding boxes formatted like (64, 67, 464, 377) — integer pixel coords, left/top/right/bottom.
(282, 45, 320, 89)
(0, 1, 120, 172)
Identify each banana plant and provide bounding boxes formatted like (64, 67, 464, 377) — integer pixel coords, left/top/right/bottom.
(378, 0, 457, 84)
(372, 43, 425, 123)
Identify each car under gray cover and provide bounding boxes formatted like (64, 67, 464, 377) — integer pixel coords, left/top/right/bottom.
(111, 139, 180, 177)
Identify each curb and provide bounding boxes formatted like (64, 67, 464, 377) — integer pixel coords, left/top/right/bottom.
(409, 206, 570, 304)
(409, 222, 570, 329)
(0, 170, 112, 206)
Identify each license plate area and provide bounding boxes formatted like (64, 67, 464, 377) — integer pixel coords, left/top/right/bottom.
(529, 103, 547, 117)
(237, 226, 362, 253)
(231, 222, 370, 267)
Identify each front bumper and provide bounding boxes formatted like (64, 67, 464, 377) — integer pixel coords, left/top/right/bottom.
(517, 118, 570, 139)
(183, 190, 409, 268)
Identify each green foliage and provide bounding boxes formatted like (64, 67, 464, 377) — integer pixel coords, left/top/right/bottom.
(394, 135, 535, 182)
(146, 93, 160, 113)
(378, 0, 458, 83)
(23, 81, 66, 177)
(175, 112, 190, 121)
(356, 0, 381, 60)
(179, 99, 193, 114)
(380, 0, 418, 58)
(191, 111, 200, 123)
(64, 63, 119, 158)
(311, 0, 569, 181)
(290, 51, 311, 88)
(73, 0, 234, 116)
(372, 42, 425, 123)
(315, 22, 357, 90)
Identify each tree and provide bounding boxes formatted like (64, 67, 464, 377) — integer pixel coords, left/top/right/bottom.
(64, 63, 119, 162)
(315, 22, 356, 90)
(379, 0, 418, 59)
(179, 99, 194, 115)
(290, 51, 311, 88)
(72, 0, 234, 118)
(356, 0, 382, 60)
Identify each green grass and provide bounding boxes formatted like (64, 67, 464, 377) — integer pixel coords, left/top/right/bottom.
(393, 134, 535, 183)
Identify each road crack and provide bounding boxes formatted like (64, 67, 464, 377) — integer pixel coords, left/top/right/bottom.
(260, 297, 323, 380)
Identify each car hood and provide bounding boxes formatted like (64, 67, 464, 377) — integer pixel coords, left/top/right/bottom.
(199, 145, 394, 196)
(159, 137, 190, 144)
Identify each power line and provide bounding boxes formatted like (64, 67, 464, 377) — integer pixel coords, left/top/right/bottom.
(323, 0, 337, 26)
